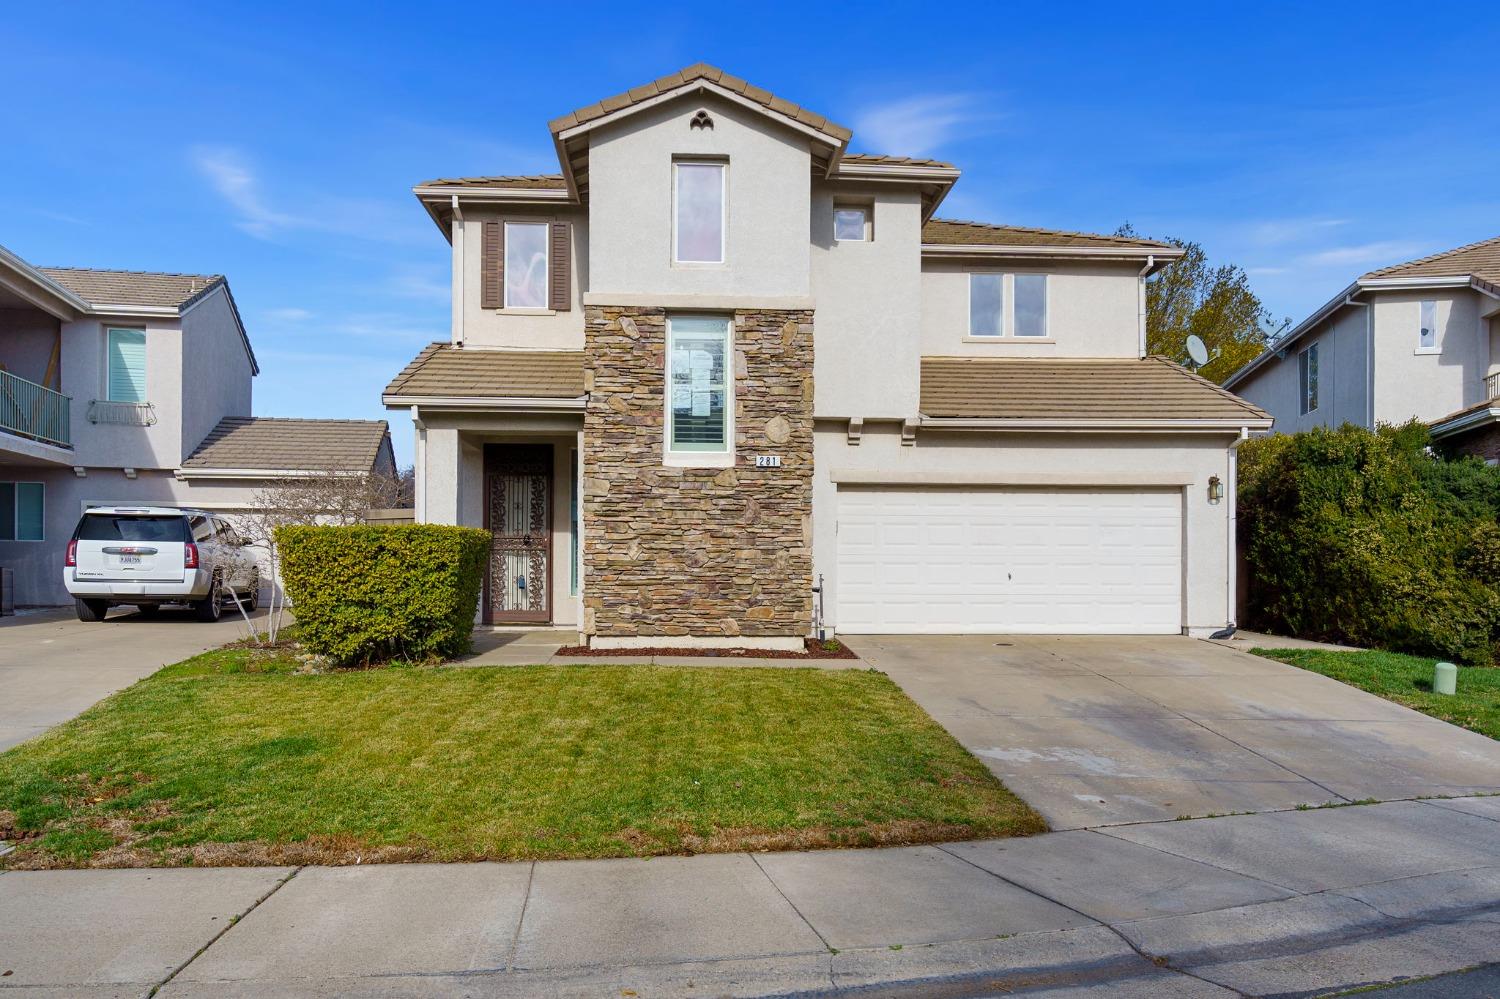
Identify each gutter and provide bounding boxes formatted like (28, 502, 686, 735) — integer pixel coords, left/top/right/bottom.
(1429, 406, 1500, 439)
(922, 244, 1184, 265)
(381, 394, 588, 412)
(918, 416, 1273, 433)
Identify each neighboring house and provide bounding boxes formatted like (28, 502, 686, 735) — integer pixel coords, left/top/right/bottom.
(0, 243, 396, 606)
(384, 63, 1271, 648)
(1225, 236, 1500, 463)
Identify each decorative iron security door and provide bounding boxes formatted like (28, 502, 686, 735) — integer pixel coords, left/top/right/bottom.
(485, 445, 552, 623)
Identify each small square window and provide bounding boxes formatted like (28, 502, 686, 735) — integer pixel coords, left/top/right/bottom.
(834, 207, 868, 242)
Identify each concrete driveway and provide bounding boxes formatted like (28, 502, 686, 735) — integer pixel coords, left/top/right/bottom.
(0, 606, 272, 750)
(849, 634, 1500, 829)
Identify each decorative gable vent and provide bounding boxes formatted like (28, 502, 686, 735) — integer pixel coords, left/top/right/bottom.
(689, 109, 714, 131)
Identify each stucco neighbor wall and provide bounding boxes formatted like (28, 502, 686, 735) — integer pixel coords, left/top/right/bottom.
(810, 423, 1238, 636)
(178, 287, 254, 463)
(1233, 304, 1371, 433)
(1371, 289, 1489, 425)
(582, 305, 813, 644)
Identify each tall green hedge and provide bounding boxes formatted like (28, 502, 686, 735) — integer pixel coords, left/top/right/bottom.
(276, 524, 490, 666)
(1239, 422, 1500, 666)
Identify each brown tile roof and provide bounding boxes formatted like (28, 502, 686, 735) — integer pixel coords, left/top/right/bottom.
(842, 153, 956, 170)
(416, 174, 568, 190)
(37, 268, 224, 309)
(548, 62, 852, 143)
(182, 417, 391, 471)
(919, 356, 1270, 422)
(384, 343, 586, 400)
(1362, 234, 1500, 285)
(923, 219, 1178, 250)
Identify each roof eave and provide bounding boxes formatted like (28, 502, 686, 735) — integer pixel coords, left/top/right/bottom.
(921, 244, 1185, 265)
(382, 394, 588, 412)
(1429, 406, 1500, 439)
(917, 416, 1274, 433)
(0, 244, 91, 318)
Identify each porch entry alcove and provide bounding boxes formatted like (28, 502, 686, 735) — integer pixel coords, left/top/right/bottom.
(483, 443, 555, 625)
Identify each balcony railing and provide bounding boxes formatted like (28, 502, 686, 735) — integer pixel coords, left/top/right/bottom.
(1486, 372, 1499, 403)
(0, 369, 71, 448)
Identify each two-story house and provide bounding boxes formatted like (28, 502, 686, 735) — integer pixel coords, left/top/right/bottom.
(0, 243, 397, 607)
(1225, 236, 1500, 463)
(384, 64, 1271, 648)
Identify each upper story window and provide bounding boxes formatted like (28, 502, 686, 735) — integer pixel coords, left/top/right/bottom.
(834, 205, 869, 242)
(969, 274, 1004, 337)
(673, 161, 725, 264)
(666, 316, 731, 460)
(105, 328, 147, 403)
(1014, 274, 1048, 338)
(1298, 341, 1319, 415)
(1418, 300, 1438, 351)
(504, 222, 549, 309)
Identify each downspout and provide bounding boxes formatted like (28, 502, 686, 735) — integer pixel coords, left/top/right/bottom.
(1138, 254, 1155, 358)
(1224, 425, 1249, 633)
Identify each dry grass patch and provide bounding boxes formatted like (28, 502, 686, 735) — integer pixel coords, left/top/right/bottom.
(0, 647, 1043, 867)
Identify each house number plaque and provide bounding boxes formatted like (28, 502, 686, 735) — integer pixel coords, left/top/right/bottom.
(754, 455, 782, 468)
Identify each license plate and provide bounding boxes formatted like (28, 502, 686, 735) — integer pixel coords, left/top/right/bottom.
(118, 555, 142, 565)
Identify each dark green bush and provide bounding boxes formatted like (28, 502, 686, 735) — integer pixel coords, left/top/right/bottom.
(1239, 422, 1500, 666)
(276, 524, 490, 666)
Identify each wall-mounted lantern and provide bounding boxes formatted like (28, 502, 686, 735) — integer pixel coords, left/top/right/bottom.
(1208, 475, 1224, 503)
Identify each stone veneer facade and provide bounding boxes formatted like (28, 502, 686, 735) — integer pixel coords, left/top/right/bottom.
(581, 305, 814, 641)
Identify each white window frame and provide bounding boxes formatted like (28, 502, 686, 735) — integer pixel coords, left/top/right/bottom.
(1013, 273, 1049, 339)
(965, 272, 1053, 341)
(0, 481, 45, 542)
(833, 204, 870, 242)
(104, 326, 147, 403)
(664, 315, 734, 468)
(1416, 299, 1440, 354)
(502, 220, 550, 311)
(1298, 341, 1319, 415)
(672, 160, 727, 266)
(967, 272, 1005, 337)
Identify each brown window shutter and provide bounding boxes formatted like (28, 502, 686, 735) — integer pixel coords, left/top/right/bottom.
(481, 220, 502, 309)
(549, 220, 571, 312)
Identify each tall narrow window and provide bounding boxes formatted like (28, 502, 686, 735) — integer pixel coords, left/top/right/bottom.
(0, 482, 44, 541)
(673, 161, 725, 263)
(570, 448, 579, 595)
(1298, 341, 1319, 415)
(1419, 300, 1437, 350)
(969, 274, 1003, 337)
(667, 316, 730, 453)
(1014, 274, 1048, 337)
(106, 328, 147, 403)
(504, 222, 549, 309)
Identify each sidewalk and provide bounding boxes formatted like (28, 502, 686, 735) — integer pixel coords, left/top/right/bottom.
(459, 628, 868, 669)
(4, 797, 1498, 997)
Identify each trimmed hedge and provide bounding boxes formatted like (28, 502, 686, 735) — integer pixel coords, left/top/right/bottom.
(276, 524, 490, 666)
(1239, 422, 1500, 666)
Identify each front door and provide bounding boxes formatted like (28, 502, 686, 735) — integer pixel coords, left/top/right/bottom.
(484, 444, 552, 624)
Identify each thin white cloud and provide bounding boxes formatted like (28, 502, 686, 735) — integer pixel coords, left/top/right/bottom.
(852, 94, 996, 157)
(1246, 266, 1290, 276)
(191, 146, 300, 238)
(263, 307, 313, 322)
(1247, 218, 1349, 246)
(1298, 241, 1427, 268)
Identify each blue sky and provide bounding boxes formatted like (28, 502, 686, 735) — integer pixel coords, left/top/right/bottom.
(4, 3, 1495, 466)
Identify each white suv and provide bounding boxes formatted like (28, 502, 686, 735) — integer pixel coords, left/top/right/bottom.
(64, 506, 260, 622)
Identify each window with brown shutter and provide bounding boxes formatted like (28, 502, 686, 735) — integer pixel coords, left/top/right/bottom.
(549, 220, 571, 312)
(481, 220, 502, 310)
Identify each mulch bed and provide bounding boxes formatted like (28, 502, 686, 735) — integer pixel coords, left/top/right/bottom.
(555, 637, 860, 660)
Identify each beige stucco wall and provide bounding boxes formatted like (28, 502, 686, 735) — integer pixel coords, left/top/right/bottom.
(811, 422, 1238, 637)
(810, 182, 922, 418)
(920, 260, 1143, 359)
(457, 206, 588, 350)
(1234, 304, 1371, 432)
(587, 92, 813, 300)
(1371, 288, 1490, 424)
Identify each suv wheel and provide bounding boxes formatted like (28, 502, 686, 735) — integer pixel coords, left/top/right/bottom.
(193, 574, 224, 623)
(242, 572, 260, 612)
(75, 598, 109, 622)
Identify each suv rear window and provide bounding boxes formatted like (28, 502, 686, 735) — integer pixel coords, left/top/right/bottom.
(74, 514, 191, 543)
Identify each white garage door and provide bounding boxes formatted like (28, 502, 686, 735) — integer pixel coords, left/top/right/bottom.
(836, 488, 1182, 634)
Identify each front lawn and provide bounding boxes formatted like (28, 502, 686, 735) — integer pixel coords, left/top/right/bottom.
(1254, 648, 1500, 740)
(0, 646, 1042, 868)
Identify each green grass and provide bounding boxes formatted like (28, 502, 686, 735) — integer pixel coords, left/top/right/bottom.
(1253, 648, 1500, 740)
(0, 646, 1042, 868)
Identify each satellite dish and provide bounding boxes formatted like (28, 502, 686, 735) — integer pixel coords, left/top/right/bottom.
(1185, 334, 1210, 368)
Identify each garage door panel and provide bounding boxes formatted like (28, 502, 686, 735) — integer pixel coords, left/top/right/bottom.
(836, 488, 1182, 635)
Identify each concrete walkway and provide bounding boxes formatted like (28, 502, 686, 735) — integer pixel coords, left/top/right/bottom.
(851, 634, 1500, 828)
(459, 628, 868, 669)
(0, 605, 274, 750)
(2, 798, 1498, 997)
